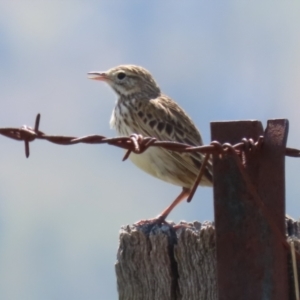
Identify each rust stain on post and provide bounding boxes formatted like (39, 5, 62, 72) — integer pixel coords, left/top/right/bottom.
(211, 119, 289, 300)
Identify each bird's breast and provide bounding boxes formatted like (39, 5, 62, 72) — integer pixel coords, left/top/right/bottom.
(110, 99, 139, 136)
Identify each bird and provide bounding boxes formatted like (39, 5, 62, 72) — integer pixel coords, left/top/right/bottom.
(88, 65, 213, 223)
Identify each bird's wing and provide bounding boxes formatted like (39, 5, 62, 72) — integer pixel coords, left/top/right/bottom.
(134, 94, 213, 186)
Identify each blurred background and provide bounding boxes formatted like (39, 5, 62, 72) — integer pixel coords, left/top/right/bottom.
(0, 1, 300, 299)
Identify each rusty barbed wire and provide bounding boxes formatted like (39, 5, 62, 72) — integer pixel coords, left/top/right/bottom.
(2, 114, 299, 159)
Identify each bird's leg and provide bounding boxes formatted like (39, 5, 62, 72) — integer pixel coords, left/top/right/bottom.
(156, 187, 190, 222)
(134, 187, 190, 226)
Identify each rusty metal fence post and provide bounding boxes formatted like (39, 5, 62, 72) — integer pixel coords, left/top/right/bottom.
(211, 119, 289, 300)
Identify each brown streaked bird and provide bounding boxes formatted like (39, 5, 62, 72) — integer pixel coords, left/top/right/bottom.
(88, 65, 213, 222)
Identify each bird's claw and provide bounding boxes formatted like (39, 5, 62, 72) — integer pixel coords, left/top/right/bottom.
(134, 215, 168, 227)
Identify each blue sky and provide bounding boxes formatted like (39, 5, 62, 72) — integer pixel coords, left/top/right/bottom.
(1, 2, 300, 299)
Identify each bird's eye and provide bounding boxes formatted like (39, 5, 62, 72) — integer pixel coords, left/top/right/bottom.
(117, 72, 126, 80)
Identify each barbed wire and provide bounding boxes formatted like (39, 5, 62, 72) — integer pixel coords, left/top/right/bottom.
(1, 114, 300, 159)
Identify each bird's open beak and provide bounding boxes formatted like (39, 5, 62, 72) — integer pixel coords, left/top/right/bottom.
(87, 72, 108, 81)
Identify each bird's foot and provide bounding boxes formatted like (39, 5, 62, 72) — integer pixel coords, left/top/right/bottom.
(134, 215, 169, 227)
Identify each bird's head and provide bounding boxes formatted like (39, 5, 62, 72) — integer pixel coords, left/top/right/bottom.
(88, 65, 161, 98)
